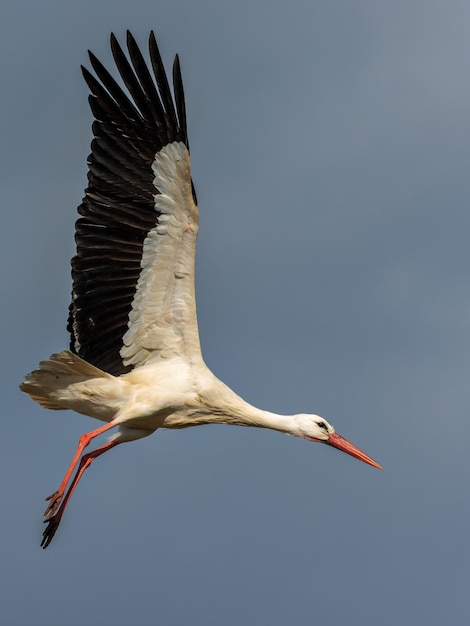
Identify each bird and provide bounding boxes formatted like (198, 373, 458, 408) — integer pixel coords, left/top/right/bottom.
(20, 31, 382, 549)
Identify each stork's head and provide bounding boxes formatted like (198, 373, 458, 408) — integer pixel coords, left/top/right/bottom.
(294, 414, 382, 469)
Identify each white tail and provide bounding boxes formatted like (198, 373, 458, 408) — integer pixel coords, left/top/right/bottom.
(20, 351, 109, 410)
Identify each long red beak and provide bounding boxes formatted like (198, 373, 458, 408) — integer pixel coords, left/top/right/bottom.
(325, 432, 382, 469)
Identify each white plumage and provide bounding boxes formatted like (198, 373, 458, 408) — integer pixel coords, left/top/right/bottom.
(20, 31, 381, 549)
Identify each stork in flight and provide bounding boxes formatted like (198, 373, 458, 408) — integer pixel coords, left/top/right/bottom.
(21, 32, 382, 549)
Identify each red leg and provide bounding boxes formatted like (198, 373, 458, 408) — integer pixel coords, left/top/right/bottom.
(44, 421, 118, 520)
(41, 438, 121, 549)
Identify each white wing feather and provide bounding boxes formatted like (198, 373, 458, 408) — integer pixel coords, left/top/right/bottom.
(120, 142, 201, 367)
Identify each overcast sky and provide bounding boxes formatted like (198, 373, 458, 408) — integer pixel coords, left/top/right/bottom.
(2, 1, 470, 624)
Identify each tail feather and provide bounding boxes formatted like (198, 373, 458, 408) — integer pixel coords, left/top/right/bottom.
(20, 350, 110, 410)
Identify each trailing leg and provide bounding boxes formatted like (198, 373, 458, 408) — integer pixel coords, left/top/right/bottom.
(41, 438, 121, 548)
(43, 421, 119, 519)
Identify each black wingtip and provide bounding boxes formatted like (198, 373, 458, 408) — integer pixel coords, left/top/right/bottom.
(126, 30, 137, 48)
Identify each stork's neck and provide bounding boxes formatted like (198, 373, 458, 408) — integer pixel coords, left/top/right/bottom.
(237, 405, 299, 435)
(194, 381, 302, 435)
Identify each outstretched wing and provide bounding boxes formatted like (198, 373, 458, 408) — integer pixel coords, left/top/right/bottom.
(68, 31, 201, 376)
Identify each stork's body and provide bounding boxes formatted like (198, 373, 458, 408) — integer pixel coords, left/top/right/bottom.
(21, 32, 381, 549)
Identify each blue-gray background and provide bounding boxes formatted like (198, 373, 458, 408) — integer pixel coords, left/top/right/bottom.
(2, 1, 469, 624)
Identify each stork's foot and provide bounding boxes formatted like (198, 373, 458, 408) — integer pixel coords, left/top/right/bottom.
(41, 515, 61, 549)
(43, 491, 63, 520)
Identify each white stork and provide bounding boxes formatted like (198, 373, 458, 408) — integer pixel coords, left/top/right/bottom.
(21, 32, 382, 549)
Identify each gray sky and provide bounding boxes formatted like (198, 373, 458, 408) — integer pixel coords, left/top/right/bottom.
(2, 1, 470, 624)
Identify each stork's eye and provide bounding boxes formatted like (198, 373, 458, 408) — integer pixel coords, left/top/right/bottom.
(317, 421, 328, 431)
